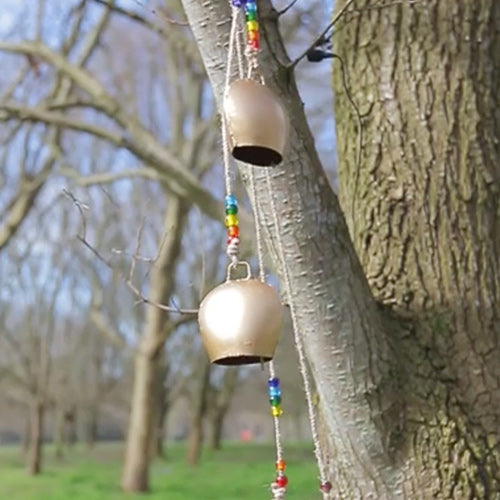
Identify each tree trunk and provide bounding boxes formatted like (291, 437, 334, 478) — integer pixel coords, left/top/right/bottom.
(149, 351, 168, 460)
(53, 405, 65, 459)
(22, 413, 30, 456)
(77, 405, 98, 449)
(186, 356, 211, 466)
(182, 0, 399, 495)
(121, 353, 158, 492)
(64, 409, 76, 447)
(153, 385, 168, 459)
(331, 0, 500, 496)
(182, 0, 500, 496)
(206, 414, 224, 451)
(121, 196, 187, 492)
(206, 367, 238, 451)
(26, 400, 44, 476)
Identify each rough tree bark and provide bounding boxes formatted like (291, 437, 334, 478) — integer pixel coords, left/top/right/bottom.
(121, 195, 188, 492)
(182, 0, 500, 497)
(333, 1, 500, 497)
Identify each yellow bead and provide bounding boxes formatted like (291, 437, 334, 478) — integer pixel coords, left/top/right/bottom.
(225, 214, 239, 227)
(271, 406, 283, 417)
(246, 20, 258, 32)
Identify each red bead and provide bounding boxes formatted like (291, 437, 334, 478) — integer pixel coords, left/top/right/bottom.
(227, 235, 239, 245)
(275, 475, 288, 488)
(228, 226, 239, 238)
(276, 459, 286, 471)
(320, 481, 332, 493)
(247, 39, 260, 50)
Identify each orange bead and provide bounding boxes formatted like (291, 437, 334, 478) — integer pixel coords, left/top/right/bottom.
(228, 226, 239, 238)
(247, 29, 259, 41)
(276, 459, 286, 471)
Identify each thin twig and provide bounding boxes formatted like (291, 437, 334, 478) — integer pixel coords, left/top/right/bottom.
(277, 0, 300, 17)
(65, 191, 198, 316)
(289, 0, 356, 69)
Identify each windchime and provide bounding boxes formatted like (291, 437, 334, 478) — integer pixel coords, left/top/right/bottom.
(197, 1, 332, 498)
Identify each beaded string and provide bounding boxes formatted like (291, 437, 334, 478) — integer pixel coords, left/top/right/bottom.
(222, 4, 242, 264)
(264, 169, 332, 498)
(249, 169, 287, 500)
(231, 0, 333, 495)
(234, 2, 288, 497)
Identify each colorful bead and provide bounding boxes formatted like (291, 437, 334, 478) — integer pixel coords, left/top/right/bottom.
(247, 30, 259, 42)
(228, 226, 239, 238)
(320, 481, 333, 493)
(225, 194, 238, 207)
(248, 39, 260, 50)
(232, 0, 244, 6)
(243, 1, 259, 51)
(244, 1, 257, 13)
(276, 460, 286, 471)
(246, 20, 258, 32)
(268, 386, 281, 397)
(275, 475, 288, 488)
(268, 377, 280, 387)
(270, 396, 281, 406)
(245, 10, 256, 21)
(225, 214, 239, 227)
(271, 406, 283, 417)
(225, 205, 238, 215)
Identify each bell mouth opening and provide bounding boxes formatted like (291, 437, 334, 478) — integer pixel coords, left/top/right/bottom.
(232, 146, 282, 167)
(213, 355, 272, 366)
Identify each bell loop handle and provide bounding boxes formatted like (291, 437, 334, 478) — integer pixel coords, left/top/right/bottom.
(226, 260, 252, 281)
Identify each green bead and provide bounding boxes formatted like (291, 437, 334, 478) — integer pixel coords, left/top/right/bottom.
(246, 11, 256, 21)
(270, 396, 281, 406)
(225, 205, 238, 215)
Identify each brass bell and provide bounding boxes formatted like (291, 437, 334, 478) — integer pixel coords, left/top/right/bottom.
(198, 277, 283, 365)
(224, 79, 289, 167)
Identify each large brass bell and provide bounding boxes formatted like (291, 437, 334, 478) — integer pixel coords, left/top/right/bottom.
(224, 79, 289, 167)
(198, 264, 283, 365)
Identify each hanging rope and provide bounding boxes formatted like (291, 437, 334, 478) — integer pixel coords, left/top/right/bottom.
(264, 170, 332, 498)
(224, 0, 331, 497)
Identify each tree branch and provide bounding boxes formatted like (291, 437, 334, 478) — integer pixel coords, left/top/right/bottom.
(289, 0, 356, 69)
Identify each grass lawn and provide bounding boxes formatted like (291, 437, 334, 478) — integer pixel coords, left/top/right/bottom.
(0, 442, 321, 500)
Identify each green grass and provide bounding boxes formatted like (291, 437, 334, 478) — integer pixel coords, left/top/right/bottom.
(0, 442, 320, 499)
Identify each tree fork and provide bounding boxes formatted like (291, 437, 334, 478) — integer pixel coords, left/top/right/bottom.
(181, 0, 405, 495)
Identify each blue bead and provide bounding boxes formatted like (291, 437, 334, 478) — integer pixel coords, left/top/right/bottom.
(245, 1, 257, 13)
(268, 387, 281, 397)
(268, 377, 280, 387)
(225, 194, 238, 208)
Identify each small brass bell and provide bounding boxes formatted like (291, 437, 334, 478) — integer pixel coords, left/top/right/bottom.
(224, 79, 289, 167)
(198, 276, 283, 365)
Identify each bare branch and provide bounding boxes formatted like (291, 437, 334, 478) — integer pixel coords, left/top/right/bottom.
(64, 190, 198, 316)
(0, 102, 124, 145)
(289, 0, 356, 68)
(0, 158, 52, 251)
(89, 0, 199, 61)
(277, 0, 300, 17)
(61, 167, 165, 186)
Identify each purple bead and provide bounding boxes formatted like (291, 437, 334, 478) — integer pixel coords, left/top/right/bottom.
(232, 0, 244, 6)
